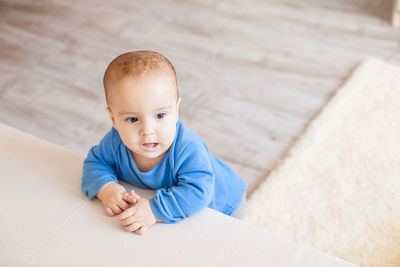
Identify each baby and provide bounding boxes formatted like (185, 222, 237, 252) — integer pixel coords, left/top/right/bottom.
(82, 51, 247, 235)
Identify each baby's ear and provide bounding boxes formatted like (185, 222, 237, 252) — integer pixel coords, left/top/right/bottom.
(176, 97, 182, 115)
(106, 107, 116, 128)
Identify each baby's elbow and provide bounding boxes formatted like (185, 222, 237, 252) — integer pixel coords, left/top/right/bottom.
(191, 180, 215, 209)
(177, 173, 215, 217)
(200, 174, 215, 205)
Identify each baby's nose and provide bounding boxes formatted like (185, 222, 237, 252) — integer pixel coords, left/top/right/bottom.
(140, 121, 155, 135)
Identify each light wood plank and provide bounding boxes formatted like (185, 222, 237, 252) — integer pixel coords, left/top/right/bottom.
(0, 0, 399, 195)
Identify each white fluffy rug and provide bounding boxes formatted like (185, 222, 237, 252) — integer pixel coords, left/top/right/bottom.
(245, 59, 400, 267)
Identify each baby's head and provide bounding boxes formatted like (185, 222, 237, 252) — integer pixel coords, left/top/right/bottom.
(103, 51, 181, 166)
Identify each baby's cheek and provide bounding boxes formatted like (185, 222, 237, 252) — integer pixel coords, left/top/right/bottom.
(119, 132, 138, 150)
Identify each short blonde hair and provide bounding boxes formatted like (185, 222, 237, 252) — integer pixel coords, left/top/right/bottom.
(103, 51, 178, 105)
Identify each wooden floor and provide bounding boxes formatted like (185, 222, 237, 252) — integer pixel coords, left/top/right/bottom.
(1, 0, 399, 196)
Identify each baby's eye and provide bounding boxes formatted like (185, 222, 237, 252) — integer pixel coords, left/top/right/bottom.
(126, 117, 138, 123)
(156, 113, 166, 119)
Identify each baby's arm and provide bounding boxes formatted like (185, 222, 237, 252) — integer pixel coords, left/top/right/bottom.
(97, 182, 141, 216)
(82, 129, 140, 216)
(118, 197, 162, 235)
(149, 140, 215, 224)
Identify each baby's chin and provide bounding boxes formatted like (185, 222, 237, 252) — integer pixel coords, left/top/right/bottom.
(133, 145, 167, 159)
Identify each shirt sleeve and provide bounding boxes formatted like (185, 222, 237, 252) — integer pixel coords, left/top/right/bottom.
(81, 129, 120, 199)
(150, 140, 215, 223)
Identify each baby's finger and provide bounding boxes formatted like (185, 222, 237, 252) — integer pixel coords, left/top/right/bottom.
(129, 190, 141, 200)
(111, 205, 122, 215)
(105, 207, 115, 217)
(125, 222, 143, 232)
(119, 207, 135, 220)
(134, 225, 148, 235)
(122, 192, 137, 205)
(120, 215, 136, 226)
(117, 199, 130, 211)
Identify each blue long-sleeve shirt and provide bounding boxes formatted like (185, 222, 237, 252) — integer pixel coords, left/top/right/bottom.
(82, 120, 247, 223)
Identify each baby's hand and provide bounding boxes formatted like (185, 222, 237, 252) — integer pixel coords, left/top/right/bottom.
(96, 182, 141, 216)
(118, 197, 159, 235)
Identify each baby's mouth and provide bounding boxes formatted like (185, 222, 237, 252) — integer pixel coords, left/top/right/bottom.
(141, 143, 160, 151)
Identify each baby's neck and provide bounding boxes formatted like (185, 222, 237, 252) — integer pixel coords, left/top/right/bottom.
(131, 151, 165, 172)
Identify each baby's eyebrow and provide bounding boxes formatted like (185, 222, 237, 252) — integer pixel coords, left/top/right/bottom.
(117, 105, 172, 116)
(154, 105, 172, 111)
(118, 111, 139, 116)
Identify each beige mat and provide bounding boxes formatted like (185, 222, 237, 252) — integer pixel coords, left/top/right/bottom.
(245, 59, 400, 267)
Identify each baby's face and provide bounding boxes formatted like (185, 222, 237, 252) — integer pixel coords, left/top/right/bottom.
(106, 73, 180, 163)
